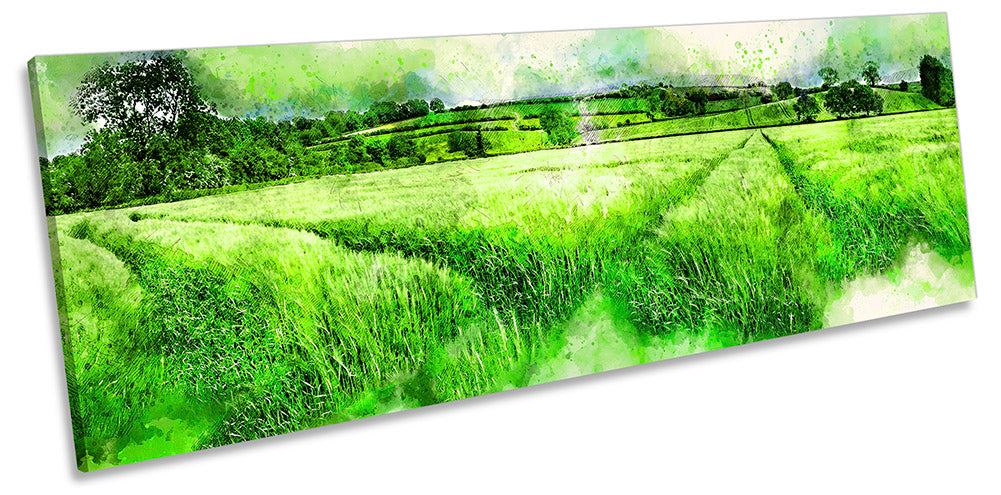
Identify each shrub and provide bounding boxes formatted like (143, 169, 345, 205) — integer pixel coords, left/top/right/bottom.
(686, 88, 710, 114)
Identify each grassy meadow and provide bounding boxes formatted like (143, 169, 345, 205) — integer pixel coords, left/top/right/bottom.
(51, 107, 974, 470)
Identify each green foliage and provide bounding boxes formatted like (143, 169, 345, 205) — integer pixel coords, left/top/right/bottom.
(446, 131, 483, 156)
(71, 52, 210, 142)
(42, 53, 950, 220)
(899, 80, 909, 92)
(55, 111, 971, 469)
(429, 97, 445, 113)
(823, 80, 884, 118)
(818, 67, 839, 89)
(860, 60, 881, 86)
(230, 139, 290, 182)
(538, 107, 578, 146)
(387, 134, 427, 163)
(646, 89, 694, 117)
(919, 54, 955, 106)
(686, 88, 710, 113)
(792, 94, 821, 122)
(325, 110, 364, 134)
(772, 82, 795, 100)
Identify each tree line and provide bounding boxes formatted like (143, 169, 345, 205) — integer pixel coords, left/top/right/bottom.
(41, 53, 440, 214)
(789, 55, 954, 122)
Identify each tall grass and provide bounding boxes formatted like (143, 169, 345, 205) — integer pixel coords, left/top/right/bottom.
(64, 214, 485, 457)
(608, 133, 832, 341)
(53, 233, 167, 466)
(763, 109, 969, 278)
(51, 110, 972, 469)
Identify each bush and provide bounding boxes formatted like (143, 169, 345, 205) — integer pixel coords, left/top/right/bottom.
(686, 88, 710, 114)
(365, 140, 387, 164)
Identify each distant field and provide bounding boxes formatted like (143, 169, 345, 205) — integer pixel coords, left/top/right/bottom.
(344, 97, 648, 135)
(704, 95, 762, 113)
(312, 89, 941, 161)
(595, 89, 940, 142)
(57, 108, 971, 469)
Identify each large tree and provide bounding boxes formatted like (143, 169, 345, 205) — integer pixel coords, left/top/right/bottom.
(686, 88, 710, 114)
(792, 94, 821, 122)
(429, 97, 446, 113)
(71, 52, 209, 142)
(818, 67, 839, 90)
(860, 61, 881, 86)
(919, 55, 955, 106)
(823, 80, 884, 118)
(772, 82, 795, 100)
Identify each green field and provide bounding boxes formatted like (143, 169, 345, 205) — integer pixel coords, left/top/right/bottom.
(310, 89, 942, 163)
(54, 108, 973, 469)
(595, 89, 940, 142)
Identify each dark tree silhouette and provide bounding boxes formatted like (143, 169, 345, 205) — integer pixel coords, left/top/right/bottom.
(919, 55, 955, 106)
(773, 82, 794, 100)
(430, 97, 446, 113)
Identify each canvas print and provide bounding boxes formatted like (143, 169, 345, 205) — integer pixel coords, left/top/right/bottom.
(29, 13, 975, 471)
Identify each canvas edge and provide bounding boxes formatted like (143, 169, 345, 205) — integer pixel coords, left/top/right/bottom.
(27, 57, 92, 472)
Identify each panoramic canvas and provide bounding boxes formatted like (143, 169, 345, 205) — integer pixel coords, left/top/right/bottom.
(30, 13, 974, 471)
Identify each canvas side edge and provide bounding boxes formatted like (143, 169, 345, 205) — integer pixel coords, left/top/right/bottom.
(27, 57, 91, 472)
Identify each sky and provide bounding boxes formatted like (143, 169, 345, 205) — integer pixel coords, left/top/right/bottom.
(29, 13, 952, 157)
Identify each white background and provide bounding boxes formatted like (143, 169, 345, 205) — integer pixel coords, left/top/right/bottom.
(1, 1, 998, 492)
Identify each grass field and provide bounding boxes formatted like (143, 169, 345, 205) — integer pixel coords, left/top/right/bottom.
(595, 89, 940, 142)
(312, 89, 942, 163)
(53, 108, 973, 470)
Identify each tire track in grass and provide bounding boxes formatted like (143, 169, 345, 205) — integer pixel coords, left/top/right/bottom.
(52, 232, 179, 470)
(127, 132, 758, 396)
(133, 132, 756, 328)
(64, 217, 466, 452)
(610, 132, 829, 341)
(760, 128, 976, 327)
(59, 132, 761, 465)
(62, 220, 246, 466)
(760, 129, 912, 280)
